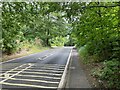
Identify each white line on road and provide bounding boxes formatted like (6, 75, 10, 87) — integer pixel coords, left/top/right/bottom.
(31, 66, 65, 69)
(0, 64, 27, 77)
(5, 70, 62, 76)
(35, 64, 65, 67)
(43, 54, 53, 60)
(5, 77, 59, 84)
(25, 69, 63, 73)
(29, 67, 65, 71)
(1, 82, 57, 88)
(7, 74, 61, 79)
(15, 71, 62, 76)
(0, 63, 33, 83)
(58, 49, 73, 89)
(1, 69, 63, 73)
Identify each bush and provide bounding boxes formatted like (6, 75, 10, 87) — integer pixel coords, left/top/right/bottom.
(92, 60, 120, 89)
(78, 45, 91, 63)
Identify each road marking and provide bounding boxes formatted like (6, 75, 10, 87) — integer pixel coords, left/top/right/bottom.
(31, 66, 65, 69)
(29, 67, 65, 71)
(4, 71, 62, 76)
(42, 54, 53, 60)
(8, 74, 61, 79)
(58, 49, 73, 89)
(36, 53, 54, 61)
(0, 64, 27, 77)
(1, 69, 63, 73)
(1, 82, 57, 88)
(16, 71, 62, 76)
(0, 77, 5, 78)
(0, 69, 62, 80)
(0, 63, 33, 83)
(37, 58, 43, 60)
(26, 69, 63, 73)
(32, 65, 65, 68)
(5, 77, 59, 84)
(35, 64, 65, 67)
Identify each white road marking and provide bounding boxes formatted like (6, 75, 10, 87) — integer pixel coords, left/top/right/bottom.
(0, 64, 27, 77)
(37, 58, 43, 60)
(35, 64, 65, 67)
(26, 69, 63, 73)
(8, 74, 61, 79)
(32, 65, 65, 68)
(1, 82, 57, 88)
(1, 62, 65, 89)
(36, 53, 54, 61)
(6, 77, 59, 84)
(58, 49, 73, 89)
(0, 63, 33, 83)
(0, 77, 5, 78)
(29, 67, 64, 71)
(4, 74, 10, 78)
(5, 70, 62, 74)
(12, 71, 62, 76)
(42, 54, 53, 60)
(1, 69, 63, 73)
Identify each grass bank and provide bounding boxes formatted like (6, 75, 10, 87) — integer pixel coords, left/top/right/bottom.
(2, 44, 50, 62)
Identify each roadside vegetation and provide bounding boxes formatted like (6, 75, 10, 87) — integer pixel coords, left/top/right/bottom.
(74, 2, 120, 89)
(2, 41, 49, 62)
(1, 2, 71, 61)
(1, 2, 120, 89)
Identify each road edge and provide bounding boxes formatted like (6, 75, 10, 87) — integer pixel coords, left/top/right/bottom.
(0, 48, 52, 64)
(57, 48, 73, 90)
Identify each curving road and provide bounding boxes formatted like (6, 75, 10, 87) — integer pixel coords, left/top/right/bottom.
(0, 47, 72, 89)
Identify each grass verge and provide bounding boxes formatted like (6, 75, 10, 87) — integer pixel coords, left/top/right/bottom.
(2, 46, 50, 62)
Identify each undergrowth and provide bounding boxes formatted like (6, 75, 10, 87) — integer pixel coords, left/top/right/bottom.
(78, 46, 120, 89)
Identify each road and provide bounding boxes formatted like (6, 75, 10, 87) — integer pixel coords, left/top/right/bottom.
(0, 47, 72, 89)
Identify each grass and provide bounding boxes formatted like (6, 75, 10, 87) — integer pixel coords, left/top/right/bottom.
(2, 44, 50, 62)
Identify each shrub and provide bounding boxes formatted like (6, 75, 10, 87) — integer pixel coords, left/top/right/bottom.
(92, 60, 120, 89)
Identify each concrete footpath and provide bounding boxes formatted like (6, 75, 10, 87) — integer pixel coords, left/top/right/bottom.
(65, 49, 91, 88)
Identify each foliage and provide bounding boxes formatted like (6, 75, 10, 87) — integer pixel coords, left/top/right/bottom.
(72, 2, 120, 62)
(1, 2, 69, 54)
(68, 2, 120, 88)
(50, 36, 68, 46)
(92, 60, 120, 89)
(78, 45, 89, 63)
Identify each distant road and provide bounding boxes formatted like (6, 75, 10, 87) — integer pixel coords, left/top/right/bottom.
(0, 47, 72, 89)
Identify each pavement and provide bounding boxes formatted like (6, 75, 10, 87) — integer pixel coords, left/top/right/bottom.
(65, 49, 91, 88)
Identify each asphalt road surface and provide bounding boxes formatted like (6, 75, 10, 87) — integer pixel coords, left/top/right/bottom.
(0, 47, 72, 89)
